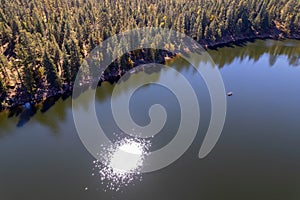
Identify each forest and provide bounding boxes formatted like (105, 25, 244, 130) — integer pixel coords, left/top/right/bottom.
(0, 0, 300, 109)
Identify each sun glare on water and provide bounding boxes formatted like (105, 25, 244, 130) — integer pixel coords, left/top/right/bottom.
(93, 137, 151, 191)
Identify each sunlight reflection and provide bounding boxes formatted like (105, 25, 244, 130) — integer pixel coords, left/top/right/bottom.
(93, 137, 151, 191)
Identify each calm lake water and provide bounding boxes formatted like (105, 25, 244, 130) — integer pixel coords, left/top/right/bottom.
(1, 39, 300, 200)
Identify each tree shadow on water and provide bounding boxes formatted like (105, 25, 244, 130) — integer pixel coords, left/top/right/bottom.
(16, 106, 38, 127)
(40, 95, 61, 113)
(8, 94, 68, 128)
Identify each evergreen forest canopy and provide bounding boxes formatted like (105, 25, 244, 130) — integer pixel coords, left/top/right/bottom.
(0, 0, 300, 108)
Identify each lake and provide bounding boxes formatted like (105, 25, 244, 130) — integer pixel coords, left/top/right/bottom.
(0, 39, 300, 200)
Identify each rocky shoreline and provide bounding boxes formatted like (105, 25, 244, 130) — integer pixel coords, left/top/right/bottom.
(1, 33, 300, 112)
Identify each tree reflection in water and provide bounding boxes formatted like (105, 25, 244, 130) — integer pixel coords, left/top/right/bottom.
(0, 39, 299, 131)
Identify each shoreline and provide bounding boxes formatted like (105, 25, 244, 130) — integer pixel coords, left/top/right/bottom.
(1, 34, 300, 112)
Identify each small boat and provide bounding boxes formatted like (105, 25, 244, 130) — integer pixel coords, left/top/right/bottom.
(227, 92, 233, 96)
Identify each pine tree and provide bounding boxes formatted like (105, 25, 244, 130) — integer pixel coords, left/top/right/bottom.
(69, 40, 81, 82)
(43, 51, 61, 90)
(62, 54, 70, 83)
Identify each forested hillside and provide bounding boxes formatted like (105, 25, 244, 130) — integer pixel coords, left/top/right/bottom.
(0, 0, 300, 109)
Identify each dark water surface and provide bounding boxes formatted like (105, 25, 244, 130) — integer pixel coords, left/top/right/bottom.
(0, 39, 300, 200)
